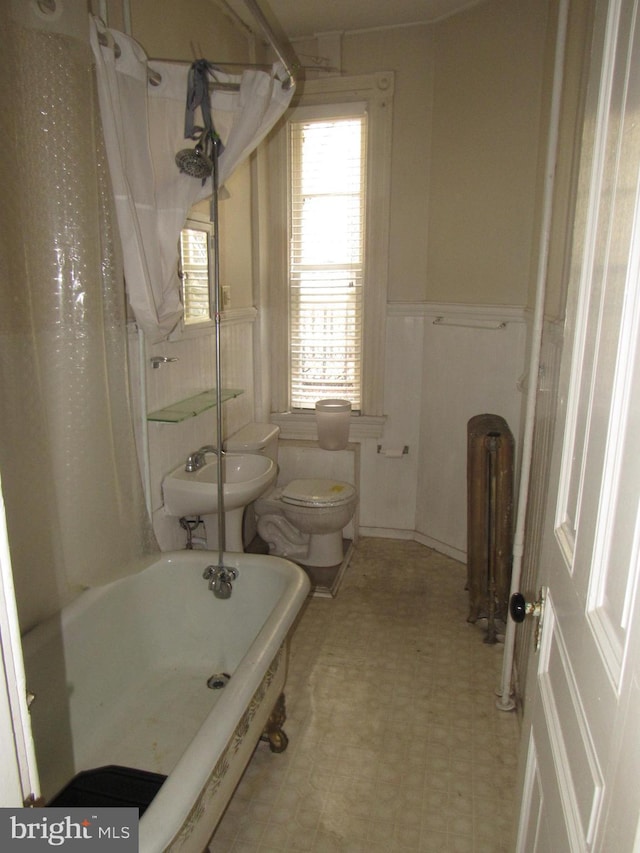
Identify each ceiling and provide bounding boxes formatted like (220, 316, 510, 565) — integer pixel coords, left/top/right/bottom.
(226, 0, 487, 42)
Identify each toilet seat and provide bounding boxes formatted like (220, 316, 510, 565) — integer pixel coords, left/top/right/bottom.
(281, 479, 356, 508)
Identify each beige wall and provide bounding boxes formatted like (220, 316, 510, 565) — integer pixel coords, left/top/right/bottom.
(131, 0, 246, 61)
(342, 26, 435, 303)
(298, 0, 551, 307)
(428, 0, 550, 307)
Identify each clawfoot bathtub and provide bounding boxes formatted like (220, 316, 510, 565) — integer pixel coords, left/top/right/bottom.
(21, 551, 310, 851)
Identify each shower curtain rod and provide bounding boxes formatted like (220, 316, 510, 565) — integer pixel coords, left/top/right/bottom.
(95, 33, 257, 91)
(44, 0, 296, 87)
(241, 0, 296, 89)
(96, 37, 291, 92)
(96, 30, 163, 86)
(96, 0, 297, 90)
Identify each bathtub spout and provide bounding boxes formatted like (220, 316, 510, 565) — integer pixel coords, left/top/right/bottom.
(216, 577, 233, 599)
(204, 564, 238, 598)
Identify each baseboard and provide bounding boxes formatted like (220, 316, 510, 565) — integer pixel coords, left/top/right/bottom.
(359, 527, 467, 564)
(414, 532, 466, 563)
(360, 526, 415, 541)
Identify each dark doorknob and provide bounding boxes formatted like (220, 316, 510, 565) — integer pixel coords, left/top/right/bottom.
(509, 588, 547, 652)
(510, 592, 527, 622)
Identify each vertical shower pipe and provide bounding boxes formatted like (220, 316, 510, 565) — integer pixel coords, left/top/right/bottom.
(211, 140, 227, 565)
(497, 0, 569, 711)
(122, 0, 132, 40)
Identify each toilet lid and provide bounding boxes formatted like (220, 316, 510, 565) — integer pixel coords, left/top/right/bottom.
(281, 479, 356, 508)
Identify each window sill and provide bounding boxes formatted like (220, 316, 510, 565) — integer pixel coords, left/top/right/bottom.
(169, 307, 257, 341)
(271, 412, 386, 442)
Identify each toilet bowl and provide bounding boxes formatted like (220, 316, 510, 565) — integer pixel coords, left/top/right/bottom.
(225, 423, 357, 567)
(255, 479, 357, 567)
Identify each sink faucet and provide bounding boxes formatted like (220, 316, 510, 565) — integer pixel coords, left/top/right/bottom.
(184, 445, 223, 472)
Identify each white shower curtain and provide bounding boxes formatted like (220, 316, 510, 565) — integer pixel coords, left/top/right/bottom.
(0, 10, 158, 630)
(90, 16, 294, 343)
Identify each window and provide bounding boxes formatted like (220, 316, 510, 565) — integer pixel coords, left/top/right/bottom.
(174, 217, 216, 335)
(179, 225, 212, 325)
(289, 113, 367, 410)
(267, 73, 394, 419)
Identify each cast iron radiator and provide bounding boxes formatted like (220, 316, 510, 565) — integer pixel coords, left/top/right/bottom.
(467, 414, 515, 643)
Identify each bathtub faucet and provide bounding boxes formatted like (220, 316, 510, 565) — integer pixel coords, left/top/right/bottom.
(185, 445, 223, 472)
(203, 564, 238, 599)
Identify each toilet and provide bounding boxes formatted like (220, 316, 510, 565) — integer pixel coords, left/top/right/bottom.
(225, 423, 357, 567)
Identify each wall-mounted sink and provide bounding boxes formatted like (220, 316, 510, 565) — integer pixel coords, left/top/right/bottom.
(163, 451, 276, 552)
(163, 452, 276, 519)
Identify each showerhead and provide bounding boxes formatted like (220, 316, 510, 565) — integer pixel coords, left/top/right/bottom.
(175, 144, 214, 180)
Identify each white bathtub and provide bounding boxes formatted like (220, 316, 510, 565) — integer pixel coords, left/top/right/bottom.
(21, 551, 310, 851)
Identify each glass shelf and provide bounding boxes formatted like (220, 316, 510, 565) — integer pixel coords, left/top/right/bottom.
(147, 388, 243, 423)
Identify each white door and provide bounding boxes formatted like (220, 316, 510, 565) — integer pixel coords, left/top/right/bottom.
(515, 0, 640, 850)
(0, 477, 40, 806)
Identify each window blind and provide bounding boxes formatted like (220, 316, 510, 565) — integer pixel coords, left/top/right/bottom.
(289, 115, 367, 410)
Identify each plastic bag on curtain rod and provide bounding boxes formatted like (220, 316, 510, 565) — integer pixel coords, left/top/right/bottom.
(89, 16, 294, 344)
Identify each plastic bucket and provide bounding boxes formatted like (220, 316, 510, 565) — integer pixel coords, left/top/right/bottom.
(315, 399, 351, 450)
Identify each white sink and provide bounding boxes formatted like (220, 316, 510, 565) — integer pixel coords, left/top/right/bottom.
(163, 452, 276, 518)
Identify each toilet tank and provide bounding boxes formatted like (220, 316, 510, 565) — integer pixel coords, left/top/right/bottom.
(225, 423, 280, 463)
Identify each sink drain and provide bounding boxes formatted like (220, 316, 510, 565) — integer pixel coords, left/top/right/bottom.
(207, 673, 231, 690)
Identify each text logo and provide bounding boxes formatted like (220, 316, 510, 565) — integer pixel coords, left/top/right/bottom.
(0, 808, 138, 850)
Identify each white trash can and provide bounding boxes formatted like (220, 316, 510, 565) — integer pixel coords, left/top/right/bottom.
(315, 399, 351, 450)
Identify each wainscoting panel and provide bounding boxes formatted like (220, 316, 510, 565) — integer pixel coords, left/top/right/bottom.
(416, 304, 527, 556)
(358, 311, 425, 534)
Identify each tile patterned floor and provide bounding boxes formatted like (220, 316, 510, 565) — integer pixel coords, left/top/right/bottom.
(208, 537, 520, 852)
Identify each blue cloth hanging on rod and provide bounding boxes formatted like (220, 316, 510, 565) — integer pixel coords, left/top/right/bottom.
(184, 60, 225, 154)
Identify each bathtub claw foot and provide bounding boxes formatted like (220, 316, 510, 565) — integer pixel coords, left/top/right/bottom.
(268, 729, 289, 753)
(261, 693, 289, 753)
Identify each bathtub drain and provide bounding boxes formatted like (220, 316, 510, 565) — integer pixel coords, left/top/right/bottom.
(207, 673, 231, 690)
